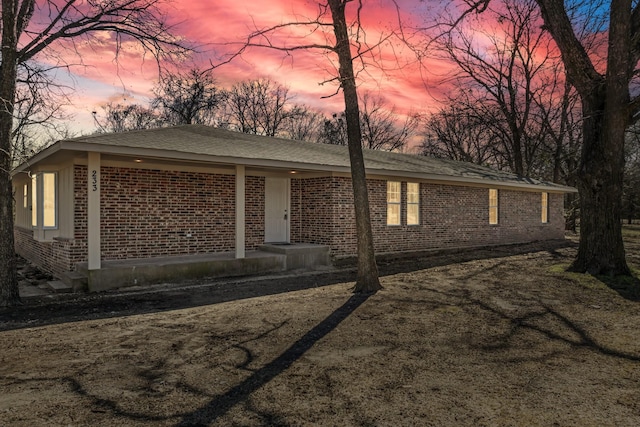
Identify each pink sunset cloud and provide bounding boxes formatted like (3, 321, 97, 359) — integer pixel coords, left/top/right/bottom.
(28, 1, 478, 137)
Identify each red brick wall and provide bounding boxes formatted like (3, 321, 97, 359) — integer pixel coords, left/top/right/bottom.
(291, 177, 340, 246)
(13, 165, 88, 277)
(74, 167, 264, 261)
(245, 176, 265, 249)
(292, 176, 565, 256)
(16, 164, 566, 278)
(14, 227, 83, 278)
(96, 167, 264, 260)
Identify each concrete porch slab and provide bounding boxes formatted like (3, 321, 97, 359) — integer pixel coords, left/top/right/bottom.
(77, 250, 286, 292)
(74, 244, 332, 293)
(259, 243, 331, 270)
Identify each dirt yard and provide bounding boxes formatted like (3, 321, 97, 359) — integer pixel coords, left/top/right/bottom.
(1, 227, 639, 426)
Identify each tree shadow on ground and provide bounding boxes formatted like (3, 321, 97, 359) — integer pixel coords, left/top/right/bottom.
(0, 240, 574, 332)
(1, 293, 371, 425)
(175, 292, 372, 426)
(444, 286, 640, 363)
(597, 274, 640, 302)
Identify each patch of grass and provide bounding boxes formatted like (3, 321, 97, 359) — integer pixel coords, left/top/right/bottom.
(597, 273, 640, 301)
(548, 264, 608, 290)
(549, 263, 640, 301)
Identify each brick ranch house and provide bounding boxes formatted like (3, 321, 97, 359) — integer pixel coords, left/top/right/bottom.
(12, 125, 575, 291)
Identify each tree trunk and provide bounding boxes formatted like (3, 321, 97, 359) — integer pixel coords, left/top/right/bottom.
(327, 0, 381, 293)
(564, 192, 577, 232)
(569, 93, 630, 275)
(0, 0, 22, 306)
(535, 0, 632, 277)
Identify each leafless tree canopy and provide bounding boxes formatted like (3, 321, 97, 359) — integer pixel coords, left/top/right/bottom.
(319, 92, 420, 151)
(95, 102, 161, 133)
(0, 0, 192, 306)
(421, 97, 499, 167)
(224, 79, 296, 137)
(151, 68, 226, 126)
(423, 0, 576, 179)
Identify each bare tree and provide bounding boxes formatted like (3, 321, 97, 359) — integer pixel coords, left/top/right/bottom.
(327, 0, 381, 292)
(94, 102, 161, 133)
(420, 98, 499, 167)
(152, 67, 225, 126)
(12, 63, 71, 165)
(531, 70, 582, 231)
(432, 0, 557, 177)
(224, 78, 295, 137)
(219, 0, 385, 292)
(0, 0, 190, 306)
(318, 92, 419, 151)
(531, 0, 636, 275)
(418, 0, 583, 231)
(360, 93, 420, 151)
(281, 104, 324, 142)
(432, 0, 635, 274)
(318, 112, 349, 146)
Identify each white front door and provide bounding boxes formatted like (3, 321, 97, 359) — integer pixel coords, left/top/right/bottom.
(265, 177, 290, 243)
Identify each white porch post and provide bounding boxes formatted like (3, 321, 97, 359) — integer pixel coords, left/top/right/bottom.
(87, 152, 101, 270)
(235, 165, 246, 259)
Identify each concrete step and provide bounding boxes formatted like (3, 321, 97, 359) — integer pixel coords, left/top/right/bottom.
(47, 280, 73, 293)
(61, 271, 88, 292)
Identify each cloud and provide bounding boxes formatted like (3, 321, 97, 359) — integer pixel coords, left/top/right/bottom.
(29, 0, 461, 135)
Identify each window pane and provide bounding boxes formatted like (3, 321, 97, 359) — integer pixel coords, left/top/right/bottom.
(387, 181, 401, 203)
(489, 207, 498, 225)
(42, 173, 56, 228)
(541, 192, 548, 223)
(407, 204, 419, 225)
(489, 189, 498, 224)
(387, 204, 400, 225)
(23, 184, 28, 208)
(407, 182, 419, 203)
(31, 175, 37, 227)
(407, 183, 419, 225)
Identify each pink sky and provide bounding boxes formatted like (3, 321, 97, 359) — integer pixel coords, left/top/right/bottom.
(45, 0, 453, 137)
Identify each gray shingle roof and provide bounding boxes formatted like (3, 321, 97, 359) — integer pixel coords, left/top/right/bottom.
(31, 125, 576, 192)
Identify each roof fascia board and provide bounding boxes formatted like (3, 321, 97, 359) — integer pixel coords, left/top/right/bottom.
(76, 142, 355, 174)
(364, 170, 576, 193)
(10, 142, 63, 176)
(16, 140, 577, 193)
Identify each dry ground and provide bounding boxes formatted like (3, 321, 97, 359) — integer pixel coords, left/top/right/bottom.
(1, 227, 640, 426)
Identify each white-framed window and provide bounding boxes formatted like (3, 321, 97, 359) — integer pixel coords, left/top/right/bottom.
(489, 188, 498, 225)
(31, 172, 58, 229)
(407, 182, 420, 225)
(23, 183, 28, 208)
(31, 175, 37, 227)
(387, 181, 401, 226)
(541, 192, 549, 223)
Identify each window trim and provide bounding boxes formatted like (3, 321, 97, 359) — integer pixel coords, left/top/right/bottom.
(541, 192, 549, 224)
(406, 182, 420, 226)
(31, 175, 37, 227)
(387, 181, 401, 226)
(489, 188, 499, 225)
(31, 171, 58, 231)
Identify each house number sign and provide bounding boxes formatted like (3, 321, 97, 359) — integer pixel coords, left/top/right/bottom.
(91, 169, 98, 192)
